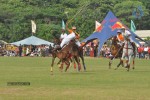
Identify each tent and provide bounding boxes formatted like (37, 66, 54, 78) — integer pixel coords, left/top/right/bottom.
(0, 40, 8, 45)
(82, 11, 141, 56)
(11, 36, 54, 46)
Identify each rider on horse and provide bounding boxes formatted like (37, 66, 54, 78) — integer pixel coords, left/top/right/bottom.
(114, 27, 136, 55)
(60, 23, 81, 49)
(60, 28, 68, 42)
(121, 27, 136, 53)
(116, 30, 124, 46)
(111, 30, 124, 56)
(120, 27, 136, 68)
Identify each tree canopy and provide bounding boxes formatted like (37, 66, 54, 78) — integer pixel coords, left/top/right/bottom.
(0, 0, 149, 43)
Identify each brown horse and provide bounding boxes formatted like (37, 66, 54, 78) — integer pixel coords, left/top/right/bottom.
(51, 39, 84, 73)
(109, 36, 136, 71)
(71, 40, 86, 71)
(52, 38, 86, 71)
(53, 37, 72, 67)
(109, 36, 123, 69)
(51, 38, 71, 72)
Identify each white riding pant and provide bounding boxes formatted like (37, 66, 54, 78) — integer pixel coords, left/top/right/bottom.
(60, 33, 76, 48)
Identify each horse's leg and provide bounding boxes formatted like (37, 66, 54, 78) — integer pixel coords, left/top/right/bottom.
(132, 58, 135, 69)
(51, 57, 55, 73)
(127, 64, 130, 71)
(115, 58, 123, 70)
(69, 57, 73, 68)
(109, 57, 113, 69)
(65, 59, 70, 72)
(74, 56, 81, 71)
(70, 57, 76, 69)
(80, 54, 86, 71)
(126, 59, 130, 71)
(57, 59, 61, 68)
(73, 58, 76, 69)
(126, 52, 134, 71)
(79, 48, 86, 71)
(121, 59, 124, 67)
(60, 60, 64, 71)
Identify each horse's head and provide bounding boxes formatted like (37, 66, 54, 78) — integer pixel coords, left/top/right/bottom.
(110, 37, 121, 57)
(112, 36, 118, 45)
(51, 48, 58, 58)
(53, 38, 61, 45)
(68, 39, 76, 46)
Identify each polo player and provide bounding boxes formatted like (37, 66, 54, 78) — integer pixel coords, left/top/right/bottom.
(120, 27, 136, 68)
(121, 27, 136, 54)
(60, 28, 67, 42)
(60, 26, 80, 49)
(116, 30, 124, 46)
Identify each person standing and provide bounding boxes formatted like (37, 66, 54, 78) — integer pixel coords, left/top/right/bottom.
(18, 44, 22, 57)
(49, 44, 53, 56)
(137, 46, 143, 59)
(148, 47, 150, 59)
(143, 46, 148, 58)
(26, 46, 30, 56)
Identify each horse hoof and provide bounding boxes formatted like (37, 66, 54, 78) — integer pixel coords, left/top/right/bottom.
(58, 64, 61, 68)
(50, 72, 53, 74)
(132, 67, 135, 70)
(124, 66, 128, 68)
(59, 68, 62, 72)
(78, 69, 81, 72)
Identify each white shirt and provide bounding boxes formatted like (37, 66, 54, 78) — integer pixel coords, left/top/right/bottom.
(122, 30, 133, 42)
(60, 33, 67, 40)
(144, 47, 148, 52)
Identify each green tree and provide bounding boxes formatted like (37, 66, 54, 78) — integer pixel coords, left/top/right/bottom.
(0, 0, 149, 43)
(113, 1, 148, 29)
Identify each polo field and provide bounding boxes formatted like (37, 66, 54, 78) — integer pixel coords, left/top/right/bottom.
(0, 57, 150, 100)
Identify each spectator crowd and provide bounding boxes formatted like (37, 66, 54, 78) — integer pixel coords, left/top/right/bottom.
(0, 43, 150, 60)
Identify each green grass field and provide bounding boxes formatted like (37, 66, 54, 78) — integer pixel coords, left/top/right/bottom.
(0, 57, 150, 100)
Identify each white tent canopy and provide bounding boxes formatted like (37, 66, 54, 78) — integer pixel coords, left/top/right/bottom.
(11, 36, 54, 46)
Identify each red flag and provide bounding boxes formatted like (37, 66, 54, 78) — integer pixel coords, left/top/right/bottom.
(95, 21, 103, 32)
